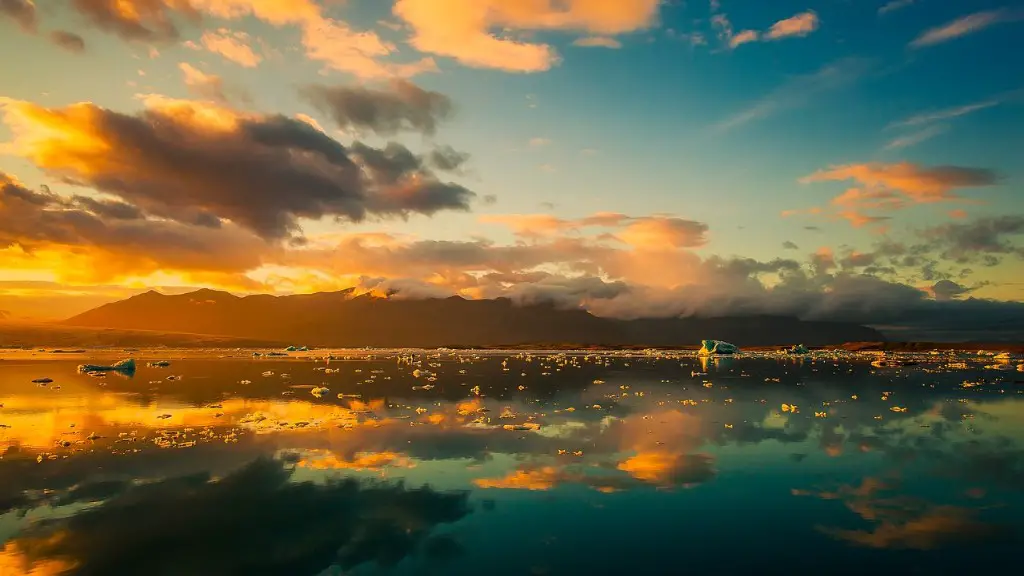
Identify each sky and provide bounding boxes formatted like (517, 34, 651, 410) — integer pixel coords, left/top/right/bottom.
(0, 0, 1023, 335)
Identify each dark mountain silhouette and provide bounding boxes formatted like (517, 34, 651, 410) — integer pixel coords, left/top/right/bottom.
(63, 289, 885, 347)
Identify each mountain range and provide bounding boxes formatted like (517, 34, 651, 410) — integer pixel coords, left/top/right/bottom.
(63, 289, 885, 348)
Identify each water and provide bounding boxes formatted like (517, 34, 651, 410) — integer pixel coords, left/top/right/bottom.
(1, 349, 1022, 575)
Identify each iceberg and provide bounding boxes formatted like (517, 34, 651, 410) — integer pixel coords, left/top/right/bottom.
(77, 358, 136, 375)
(698, 340, 738, 356)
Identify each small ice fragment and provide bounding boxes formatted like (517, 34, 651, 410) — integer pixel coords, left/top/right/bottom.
(77, 358, 136, 375)
(32, 377, 54, 384)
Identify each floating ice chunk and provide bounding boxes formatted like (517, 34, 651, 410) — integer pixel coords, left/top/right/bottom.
(77, 358, 136, 375)
(698, 340, 738, 356)
(32, 377, 54, 384)
(147, 361, 171, 367)
(502, 423, 541, 431)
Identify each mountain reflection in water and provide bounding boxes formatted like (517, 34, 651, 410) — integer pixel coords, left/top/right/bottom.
(1, 349, 1022, 575)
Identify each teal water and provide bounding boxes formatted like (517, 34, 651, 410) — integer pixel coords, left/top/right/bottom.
(1, 350, 1022, 575)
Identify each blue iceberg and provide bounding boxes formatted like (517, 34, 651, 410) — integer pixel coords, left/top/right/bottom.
(698, 340, 738, 356)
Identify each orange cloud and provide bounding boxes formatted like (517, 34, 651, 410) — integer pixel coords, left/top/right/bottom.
(474, 466, 562, 490)
(572, 36, 622, 49)
(393, 0, 660, 72)
(794, 162, 998, 229)
(178, 62, 230, 102)
(802, 162, 996, 203)
(616, 217, 708, 250)
(296, 450, 414, 471)
(198, 28, 261, 67)
(729, 29, 759, 48)
(765, 11, 819, 40)
(796, 478, 1001, 550)
(70, 0, 432, 79)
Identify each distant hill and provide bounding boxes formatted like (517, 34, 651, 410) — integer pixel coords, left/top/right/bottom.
(0, 319, 287, 349)
(62, 289, 885, 348)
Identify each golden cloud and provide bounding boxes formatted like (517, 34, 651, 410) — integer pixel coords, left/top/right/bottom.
(393, 0, 660, 72)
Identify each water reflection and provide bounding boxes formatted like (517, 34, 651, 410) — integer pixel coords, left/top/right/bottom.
(1, 350, 1022, 574)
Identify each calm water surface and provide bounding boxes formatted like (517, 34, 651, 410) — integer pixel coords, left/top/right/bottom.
(1, 349, 1022, 575)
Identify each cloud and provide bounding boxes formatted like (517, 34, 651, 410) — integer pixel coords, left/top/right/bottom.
(393, 0, 661, 72)
(70, 0, 199, 42)
(714, 58, 869, 131)
(4, 457, 472, 574)
(729, 29, 759, 48)
(713, 10, 818, 50)
(802, 162, 998, 204)
(782, 241, 799, 250)
(764, 11, 819, 40)
(572, 36, 622, 49)
(49, 30, 87, 53)
(878, 0, 914, 16)
(883, 124, 947, 150)
(528, 137, 552, 147)
(797, 478, 1004, 550)
(615, 217, 708, 249)
(920, 215, 1024, 262)
(910, 9, 1022, 48)
(890, 100, 1000, 128)
(198, 27, 260, 67)
(0, 96, 476, 241)
(796, 162, 999, 230)
(931, 279, 970, 301)
(65, 0, 436, 79)
(299, 80, 453, 137)
(0, 170, 267, 282)
(428, 145, 471, 172)
(0, 0, 36, 32)
(178, 62, 230, 102)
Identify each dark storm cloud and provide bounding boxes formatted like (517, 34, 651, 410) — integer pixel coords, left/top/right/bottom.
(429, 145, 471, 172)
(8, 457, 472, 575)
(931, 280, 969, 301)
(50, 30, 87, 52)
(921, 215, 1024, 262)
(0, 0, 36, 31)
(70, 0, 199, 42)
(70, 195, 145, 220)
(299, 79, 454, 136)
(782, 240, 799, 250)
(7, 100, 476, 240)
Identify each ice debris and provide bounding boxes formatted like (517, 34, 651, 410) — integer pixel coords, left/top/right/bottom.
(698, 340, 738, 356)
(32, 377, 54, 384)
(77, 358, 136, 375)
